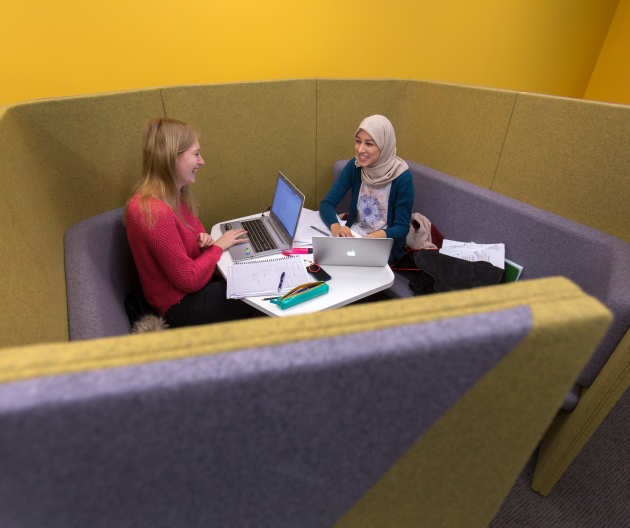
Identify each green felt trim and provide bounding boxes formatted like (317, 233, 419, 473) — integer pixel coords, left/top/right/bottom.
(0, 277, 603, 385)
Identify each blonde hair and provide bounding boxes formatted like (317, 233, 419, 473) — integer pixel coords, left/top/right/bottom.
(130, 117, 199, 226)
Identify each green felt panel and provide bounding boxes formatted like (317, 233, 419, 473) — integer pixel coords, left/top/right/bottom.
(534, 328, 630, 495)
(160, 81, 317, 229)
(315, 79, 516, 203)
(336, 280, 611, 528)
(402, 80, 516, 188)
(0, 91, 164, 347)
(494, 93, 630, 243)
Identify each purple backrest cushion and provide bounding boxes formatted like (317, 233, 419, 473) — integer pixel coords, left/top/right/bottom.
(63, 207, 138, 340)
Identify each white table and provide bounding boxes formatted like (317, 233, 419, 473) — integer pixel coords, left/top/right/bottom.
(210, 210, 394, 317)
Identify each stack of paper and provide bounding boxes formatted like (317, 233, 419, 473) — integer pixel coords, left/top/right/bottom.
(293, 208, 363, 242)
(439, 240, 505, 269)
(293, 208, 331, 245)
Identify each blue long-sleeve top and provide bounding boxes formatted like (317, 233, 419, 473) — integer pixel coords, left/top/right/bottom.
(319, 159, 414, 262)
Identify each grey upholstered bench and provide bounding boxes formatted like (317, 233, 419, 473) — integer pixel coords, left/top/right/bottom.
(333, 159, 630, 410)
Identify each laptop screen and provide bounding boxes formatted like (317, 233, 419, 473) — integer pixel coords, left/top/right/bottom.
(271, 173, 303, 237)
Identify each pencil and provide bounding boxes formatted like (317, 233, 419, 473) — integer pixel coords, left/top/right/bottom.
(310, 225, 329, 236)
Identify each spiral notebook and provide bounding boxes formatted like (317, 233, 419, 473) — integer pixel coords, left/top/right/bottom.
(226, 255, 311, 299)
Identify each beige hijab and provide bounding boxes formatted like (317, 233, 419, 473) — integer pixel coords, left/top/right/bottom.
(355, 114, 409, 186)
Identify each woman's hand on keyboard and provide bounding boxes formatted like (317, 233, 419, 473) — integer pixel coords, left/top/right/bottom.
(214, 228, 248, 250)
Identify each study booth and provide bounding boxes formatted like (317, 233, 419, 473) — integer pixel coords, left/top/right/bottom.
(1, 79, 630, 527)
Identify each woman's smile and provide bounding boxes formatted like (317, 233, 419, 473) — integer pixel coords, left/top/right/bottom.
(354, 130, 381, 167)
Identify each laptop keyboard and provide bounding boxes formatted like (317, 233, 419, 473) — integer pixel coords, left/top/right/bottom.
(241, 219, 277, 252)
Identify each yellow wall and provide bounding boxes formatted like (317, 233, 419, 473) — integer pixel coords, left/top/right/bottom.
(584, 0, 630, 105)
(0, 0, 619, 106)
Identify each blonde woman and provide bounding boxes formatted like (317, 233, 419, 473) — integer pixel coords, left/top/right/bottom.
(125, 117, 259, 327)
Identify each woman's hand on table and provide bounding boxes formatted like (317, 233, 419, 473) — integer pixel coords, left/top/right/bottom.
(330, 223, 354, 237)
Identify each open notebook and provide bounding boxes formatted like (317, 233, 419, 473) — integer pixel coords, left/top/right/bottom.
(226, 255, 311, 299)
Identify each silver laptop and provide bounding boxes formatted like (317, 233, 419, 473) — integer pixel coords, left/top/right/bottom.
(312, 236, 393, 267)
(220, 172, 305, 261)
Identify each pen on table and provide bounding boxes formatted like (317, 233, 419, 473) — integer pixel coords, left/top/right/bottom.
(310, 225, 329, 236)
(277, 271, 285, 292)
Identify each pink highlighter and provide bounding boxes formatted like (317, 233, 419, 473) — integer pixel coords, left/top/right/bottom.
(282, 248, 313, 255)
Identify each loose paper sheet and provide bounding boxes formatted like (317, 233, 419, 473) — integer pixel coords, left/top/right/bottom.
(439, 239, 505, 269)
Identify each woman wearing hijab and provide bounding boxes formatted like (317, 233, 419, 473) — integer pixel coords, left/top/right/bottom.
(319, 114, 414, 262)
(125, 117, 260, 328)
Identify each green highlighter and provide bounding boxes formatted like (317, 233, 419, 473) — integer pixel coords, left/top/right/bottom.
(270, 281, 329, 309)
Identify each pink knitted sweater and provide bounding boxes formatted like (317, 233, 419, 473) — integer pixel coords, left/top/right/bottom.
(126, 194, 223, 315)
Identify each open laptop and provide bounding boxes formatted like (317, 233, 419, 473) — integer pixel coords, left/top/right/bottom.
(312, 236, 393, 267)
(220, 172, 305, 261)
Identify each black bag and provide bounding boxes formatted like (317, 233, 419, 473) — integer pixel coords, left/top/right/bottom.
(395, 249, 505, 295)
(393, 251, 437, 295)
(414, 249, 505, 293)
